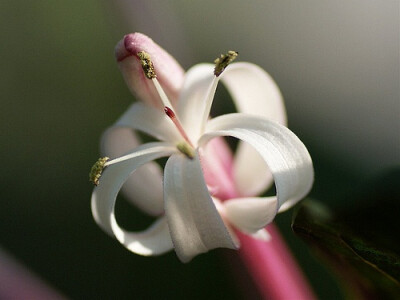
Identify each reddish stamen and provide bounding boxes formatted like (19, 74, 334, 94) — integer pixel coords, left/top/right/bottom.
(164, 106, 193, 147)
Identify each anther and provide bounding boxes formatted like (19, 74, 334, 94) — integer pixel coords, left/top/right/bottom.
(89, 157, 109, 186)
(214, 51, 238, 76)
(137, 51, 156, 79)
(137, 51, 173, 108)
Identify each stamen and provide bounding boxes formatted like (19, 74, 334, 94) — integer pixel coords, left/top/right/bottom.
(137, 51, 174, 109)
(176, 142, 195, 159)
(199, 51, 239, 134)
(164, 106, 194, 147)
(104, 152, 141, 166)
(214, 50, 238, 77)
(200, 77, 219, 134)
(137, 51, 156, 79)
(103, 146, 173, 167)
(137, 51, 194, 148)
(89, 157, 109, 186)
(152, 77, 174, 108)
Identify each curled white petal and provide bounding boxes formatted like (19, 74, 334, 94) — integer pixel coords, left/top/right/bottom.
(111, 216, 173, 256)
(177, 62, 286, 126)
(101, 103, 181, 215)
(200, 113, 314, 210)
(177, 63, 287, 196)
(177, 64, 215, 141)
(223, 197, 278, 234)
(164, 153, 236, 263)
(234, 146, 272, 197)
(220, 62, 287, 197)
(212, 197, 240, 246)
(91, 142, 177, 255)
(220, 62, 286, 124)
(102, 129, 164, 215)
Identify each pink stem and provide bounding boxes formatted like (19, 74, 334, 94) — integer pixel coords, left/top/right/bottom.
(203, 138, 316, 299)
(236, 226, 316, 300)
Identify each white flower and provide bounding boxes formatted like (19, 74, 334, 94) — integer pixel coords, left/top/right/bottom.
(91, 33, 314, 262)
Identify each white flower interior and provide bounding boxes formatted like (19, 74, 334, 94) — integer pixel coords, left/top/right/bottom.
(91, 53, 313, 262)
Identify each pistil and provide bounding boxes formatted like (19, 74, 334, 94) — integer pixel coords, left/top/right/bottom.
(164, 106, 194, 147)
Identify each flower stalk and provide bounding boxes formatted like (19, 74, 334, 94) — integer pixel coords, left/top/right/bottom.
(207, 122, 316, 300)
(236, 226, 316, 300)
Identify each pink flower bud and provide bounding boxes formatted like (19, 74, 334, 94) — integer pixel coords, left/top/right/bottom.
(115, 33, 184, 109)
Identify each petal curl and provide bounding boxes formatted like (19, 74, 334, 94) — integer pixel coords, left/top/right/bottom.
(176, 63, 287, 195)
(164, 153, 236, 263)
(234, 145, 272, 197)
(177, 64, 215, 140)
(223, 197, 278, 234)
(177, 63, 286, 132)
(200, 113, 314, 210)
(221, 62, 287, 196)
(221, 62, 286, 123)
(110, 216, 173, 256)
(91, 142, 176, 255)
(101, 103, 181, 215)
(115, 33, 184, 109)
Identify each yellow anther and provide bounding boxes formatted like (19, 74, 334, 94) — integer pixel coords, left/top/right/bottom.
(137, 51, 156, 79)
(214, 51, 238, 76)
(89, 157, 109, 186)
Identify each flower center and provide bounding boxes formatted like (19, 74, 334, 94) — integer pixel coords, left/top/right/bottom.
(89, 50, 240, 185)
(176, 141, 195, 159)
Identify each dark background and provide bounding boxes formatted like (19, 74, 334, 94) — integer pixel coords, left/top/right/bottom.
(1, 1, 398, 299)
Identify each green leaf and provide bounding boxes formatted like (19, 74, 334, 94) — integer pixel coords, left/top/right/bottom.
(292, 170, 400, 299)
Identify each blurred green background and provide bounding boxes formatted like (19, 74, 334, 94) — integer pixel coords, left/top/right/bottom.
(1, 1, 398, 299)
